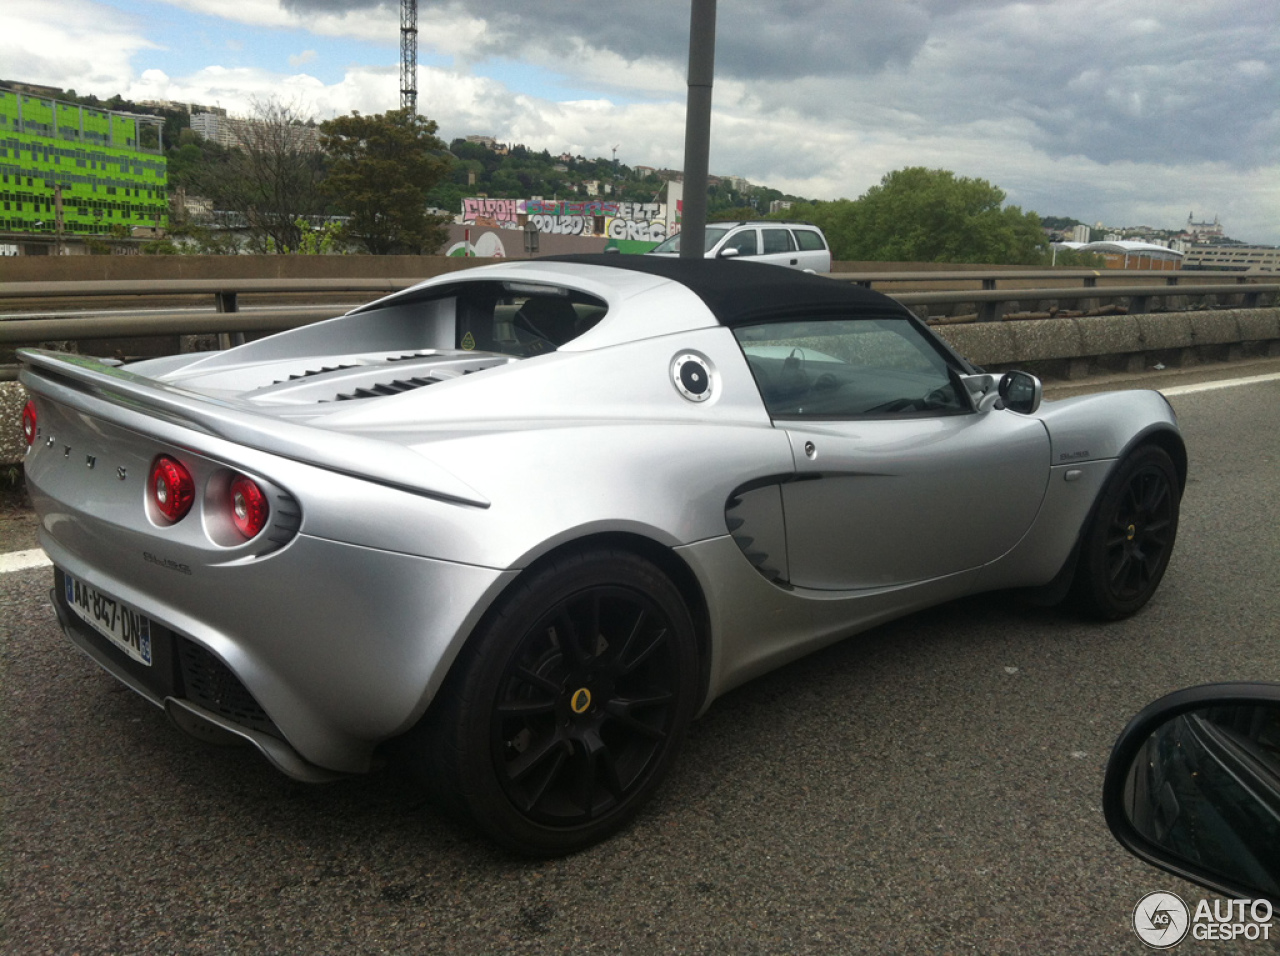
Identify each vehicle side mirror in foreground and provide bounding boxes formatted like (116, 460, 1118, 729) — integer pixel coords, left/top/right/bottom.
(998, 370, 1042, 414)
(718, 247, 740, 259)
(1103, 683, 1280, 903)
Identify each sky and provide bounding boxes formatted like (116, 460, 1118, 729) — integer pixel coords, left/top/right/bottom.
(3, 0, 1278, 244)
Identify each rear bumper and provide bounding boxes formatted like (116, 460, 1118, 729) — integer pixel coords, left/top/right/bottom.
(41, 531, 515, 775)
(50, 581, 343, 782)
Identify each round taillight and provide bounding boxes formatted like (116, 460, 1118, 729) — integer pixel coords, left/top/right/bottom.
(150, 456, 195, 523)
(22, 401, 38, 446)
(229, 474, 269, 539)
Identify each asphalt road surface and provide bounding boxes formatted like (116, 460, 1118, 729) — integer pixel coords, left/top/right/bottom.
(2, 371, 1278, 955)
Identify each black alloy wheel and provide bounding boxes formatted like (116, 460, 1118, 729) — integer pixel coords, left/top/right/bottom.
(1074, 444, 1180, 620)
(492, 584, 682, 827)
(411, 549, 698, 855)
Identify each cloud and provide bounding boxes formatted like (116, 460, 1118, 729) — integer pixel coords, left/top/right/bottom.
(6, 0, 1278, 242)
(0, 1, 157, 94)
(264, 0, 1280, 174)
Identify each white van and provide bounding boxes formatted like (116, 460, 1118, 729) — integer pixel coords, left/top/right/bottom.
(648, 221, 832, 272)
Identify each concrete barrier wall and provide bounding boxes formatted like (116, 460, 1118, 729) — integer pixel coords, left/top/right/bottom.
(937, 307, 1280, 378)
(5, 307, 1279, 466)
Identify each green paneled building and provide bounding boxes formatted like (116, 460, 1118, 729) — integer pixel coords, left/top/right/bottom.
(0, 86, 168, 246)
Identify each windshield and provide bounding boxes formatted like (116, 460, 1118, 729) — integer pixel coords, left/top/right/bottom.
(650, 226, 729, 255)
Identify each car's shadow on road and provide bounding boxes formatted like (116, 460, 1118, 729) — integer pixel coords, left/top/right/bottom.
(27, 579, 1158, 886)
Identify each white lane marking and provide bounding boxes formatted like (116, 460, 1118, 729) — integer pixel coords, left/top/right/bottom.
(0, 549, 52, 573)
(1161, 372, 1280, 396)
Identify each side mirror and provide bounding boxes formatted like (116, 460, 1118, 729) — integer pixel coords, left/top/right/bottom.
(998, 370, 1042, 414)
(718, 247, 740, 259)
(1103, 683, 1280, 903)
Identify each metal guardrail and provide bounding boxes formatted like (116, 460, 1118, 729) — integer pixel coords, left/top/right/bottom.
(1, 269, 1267, 308)
(829, 269, 1267, 290)
(1, 275, 1277, 380)
(0, 277, 416, 302)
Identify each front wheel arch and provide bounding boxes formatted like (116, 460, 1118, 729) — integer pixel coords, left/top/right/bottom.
(1070, 441, 1181, 620)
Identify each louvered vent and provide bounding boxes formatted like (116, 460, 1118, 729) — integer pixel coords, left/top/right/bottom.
(333, 376, 439, 401)
(259, 492, 302, 555)
(272, 364, 359, 385)
(724, 492, 785, 583)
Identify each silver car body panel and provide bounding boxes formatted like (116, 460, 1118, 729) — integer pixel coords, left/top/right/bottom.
(19, 258, 1183, 777)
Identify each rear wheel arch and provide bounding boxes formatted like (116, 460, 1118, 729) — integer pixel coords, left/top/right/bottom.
(403, 536, 708, 854)
(504, 532, 713, 709)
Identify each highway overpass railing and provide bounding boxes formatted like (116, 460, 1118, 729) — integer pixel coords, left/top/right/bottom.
(1, 273, 1277, 379)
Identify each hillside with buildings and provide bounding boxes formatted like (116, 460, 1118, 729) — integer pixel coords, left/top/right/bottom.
(1, 81, 1273, 272)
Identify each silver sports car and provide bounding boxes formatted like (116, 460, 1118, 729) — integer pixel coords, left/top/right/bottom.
(19, 255, 1185, 854)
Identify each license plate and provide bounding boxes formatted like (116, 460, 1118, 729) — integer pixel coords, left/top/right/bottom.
(64, 573, 152, 666)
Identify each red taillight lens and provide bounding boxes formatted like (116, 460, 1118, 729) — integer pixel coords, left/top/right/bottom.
(22, 401, 38, 446)
(150, 456, 195, 523)
(229, 474, 269, 539)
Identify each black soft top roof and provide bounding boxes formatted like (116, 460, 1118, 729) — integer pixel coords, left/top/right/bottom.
(539, 254, 912, 327)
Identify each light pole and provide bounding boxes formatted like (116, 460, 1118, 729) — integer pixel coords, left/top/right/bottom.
(679, 0, 716, 260)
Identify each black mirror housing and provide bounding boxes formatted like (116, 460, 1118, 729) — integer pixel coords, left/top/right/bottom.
(1103, 682, 1280, 903)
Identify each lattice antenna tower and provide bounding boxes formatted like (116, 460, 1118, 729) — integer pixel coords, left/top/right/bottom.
(400, 0, 418, 114)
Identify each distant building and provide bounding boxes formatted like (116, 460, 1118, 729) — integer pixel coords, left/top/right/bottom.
(1182, 245, 1279, 274)
(770, 199, 794, 215)
(1067, 240, 1183, 271)
(1071, 224, 1091, 243)
(1, 85, 167, 250)
(190, 111, 233, 147)
(466, 135, 499, 148)
(190, 111, 320, 152)
(1183, 213, 1223, 240)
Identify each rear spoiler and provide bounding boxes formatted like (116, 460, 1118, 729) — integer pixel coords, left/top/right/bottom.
(18, 349, 490, 508)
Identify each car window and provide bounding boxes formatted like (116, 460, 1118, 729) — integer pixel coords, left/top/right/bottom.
(722, 228, 759, 256)
(453, 284, 608, 358)
(650, 226, 728, 255)
(762, 229, 796, 254)
(793, 229, 827, 252)
(733, 316, 968, 419)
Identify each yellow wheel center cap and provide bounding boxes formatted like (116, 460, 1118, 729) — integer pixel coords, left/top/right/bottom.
(1126, 523, 1136, 541)
(570, 688, 592, 714)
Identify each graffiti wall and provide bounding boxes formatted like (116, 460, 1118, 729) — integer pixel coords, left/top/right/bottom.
(461, 198, 521, 228)
(461, 197, 669, 243)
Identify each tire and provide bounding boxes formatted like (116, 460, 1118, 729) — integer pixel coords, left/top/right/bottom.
(409, 549, 699, 856)
(1072, 444, 1180, 620)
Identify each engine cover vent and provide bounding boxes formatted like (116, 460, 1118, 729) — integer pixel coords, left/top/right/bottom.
(273, 364, 360, 385)
(332, 376, 439, 401)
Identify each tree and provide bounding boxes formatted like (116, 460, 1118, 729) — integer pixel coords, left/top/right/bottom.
(320, 109, 454, 255)
(186, 98, 329, 253)
(711, 206, 759, 222)
(792, 168, 1048, 265)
